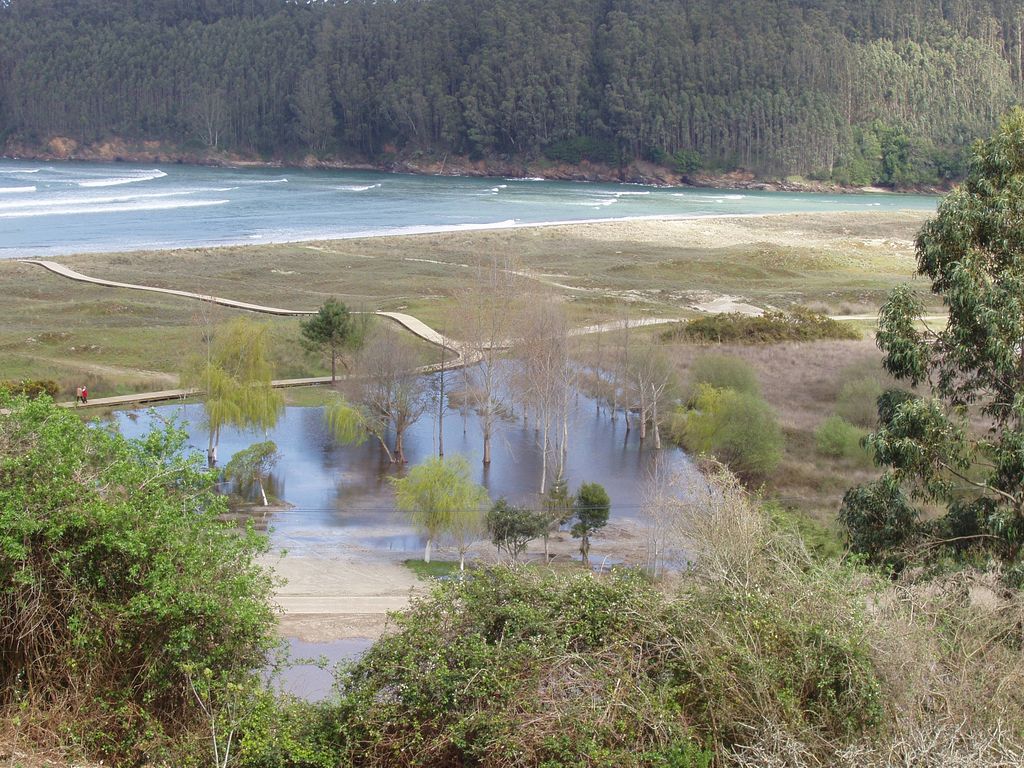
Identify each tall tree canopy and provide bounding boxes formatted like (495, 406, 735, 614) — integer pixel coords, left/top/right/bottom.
(842, 108, 1024, 577)
(1, 0, 1022, 184)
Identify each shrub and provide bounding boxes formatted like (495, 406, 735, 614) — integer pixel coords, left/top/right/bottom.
(0, 378, 59, 399)
(839, 477, 920, 568)
(815, 415, 870, 463)
(836, 376, 884, 428)
(0, 395, 276, 762)
(487, 498, 549, 561)
(664, 308, 861, 344)
(686, 354, 760, 401)
(676, 385, 783, 483)
(329, 546, 887, 764)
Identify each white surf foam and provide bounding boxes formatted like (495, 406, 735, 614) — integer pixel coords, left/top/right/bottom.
(0, 198, 228, 219)
(594, 190, 651, 197)
(0, 186, 36, 194)
(505, 177, 546, 182)
(334, 183, 381, 192)
(77, 169, 167, 187)
(242, 177, 288, 185)
(0, 168, 45, 174)
(0, 188, 220, 212)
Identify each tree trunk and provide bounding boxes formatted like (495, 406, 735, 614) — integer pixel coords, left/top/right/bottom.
(424, 538, 432, 564)
(483, 428, 491, 466)
(331, 351, 337, 383)
(459, 551, 466, 571)
(395, 429, 406, 463)
(539, 419, 550, 494)
(580, 534, 590, 568)
(258, 477, 268, 507)
(652, 393, 661, 450)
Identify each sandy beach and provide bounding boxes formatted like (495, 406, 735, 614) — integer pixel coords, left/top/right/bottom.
(264, 519, 651, 642)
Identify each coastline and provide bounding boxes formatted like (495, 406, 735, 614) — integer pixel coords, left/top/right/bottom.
(1, 135, 947, 195)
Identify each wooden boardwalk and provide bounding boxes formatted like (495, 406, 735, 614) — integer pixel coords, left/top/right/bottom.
(22, 258, 681, 411)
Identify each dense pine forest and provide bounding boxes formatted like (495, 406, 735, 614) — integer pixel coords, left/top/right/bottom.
(1, 0, 1022, 185)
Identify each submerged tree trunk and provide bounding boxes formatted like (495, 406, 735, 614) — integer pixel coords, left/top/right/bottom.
(395, 428, 406, 463)
(258, 477, 268, 507)
(652, 392, 661, 450)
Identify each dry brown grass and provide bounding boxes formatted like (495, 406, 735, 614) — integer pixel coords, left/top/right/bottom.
(660, 338, 898, 526)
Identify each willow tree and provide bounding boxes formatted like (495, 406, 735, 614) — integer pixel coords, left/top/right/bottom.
(391, 456, 489, 565)
(184, 317, 283, 466)
(842, 108, 1024, 572)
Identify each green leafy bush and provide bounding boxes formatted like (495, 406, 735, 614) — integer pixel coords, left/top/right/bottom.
(686, 354, 760, 401)
(815, 415, 870, 463)
(664, 308, 861, 344)
(674, 385, 783, 483)
(839, 478, 920, 568)
(0, 394, 276, 761)
(329, 558, 885, 765)
(0, 378, 59, 399)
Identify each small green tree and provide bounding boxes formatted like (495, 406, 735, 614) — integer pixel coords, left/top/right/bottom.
(299, 298, 364, 382)
(679, 385, 783, 484)
(572, 482, 610, 568)
(541, 477, 573, 561)
(487, 499, 549, 562)
(224, 440, 280, 507)
(391, 456, 489, 564)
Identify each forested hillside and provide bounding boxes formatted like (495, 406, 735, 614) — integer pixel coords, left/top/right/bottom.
(1, 0, 1022, 185)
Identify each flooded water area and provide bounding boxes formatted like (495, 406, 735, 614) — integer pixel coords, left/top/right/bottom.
(112, 382, 695, 699)
(113, 385, 695, 557)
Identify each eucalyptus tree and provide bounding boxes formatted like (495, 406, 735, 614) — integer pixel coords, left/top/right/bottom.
(842, 108, 1024, 572)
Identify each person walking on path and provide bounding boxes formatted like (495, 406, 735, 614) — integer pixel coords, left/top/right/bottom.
(80, 385, 88, 405)
(75, 386, 83, 404)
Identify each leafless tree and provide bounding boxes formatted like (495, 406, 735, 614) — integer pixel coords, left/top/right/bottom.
(512, 297, 574, 494)
(345, 324, 429, 463)
(624, 344, 678, 448)
(454, 252, 521, 466)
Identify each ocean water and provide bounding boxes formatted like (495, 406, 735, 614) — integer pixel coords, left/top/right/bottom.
(0, 160, 938, 258)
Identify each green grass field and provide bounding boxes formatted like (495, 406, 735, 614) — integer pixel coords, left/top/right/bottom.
(0, 211, 932, 398)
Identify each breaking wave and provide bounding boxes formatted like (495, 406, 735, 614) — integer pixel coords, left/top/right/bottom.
(334, 183, 381, 192)
(77, 169, 167, 187)
(0, 198, 228, 219)
(0, 186, 36, 194)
